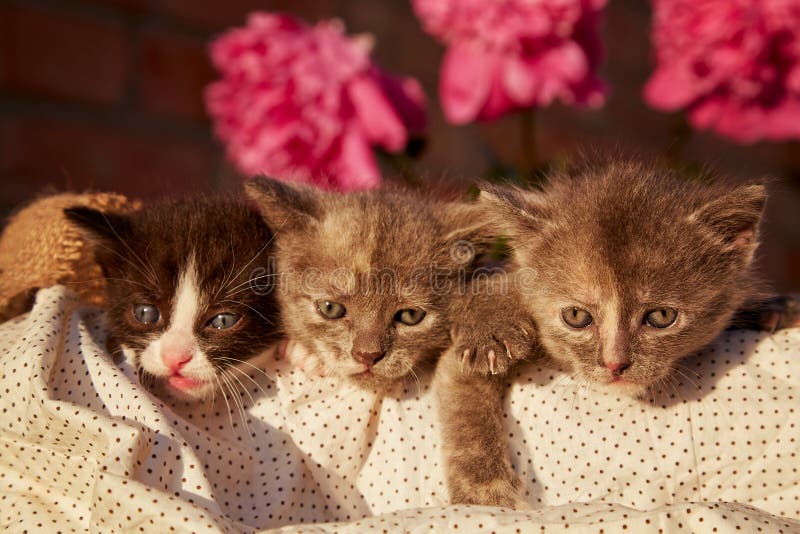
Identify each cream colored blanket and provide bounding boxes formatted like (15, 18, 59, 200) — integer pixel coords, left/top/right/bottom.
(1, 286, 799, 533)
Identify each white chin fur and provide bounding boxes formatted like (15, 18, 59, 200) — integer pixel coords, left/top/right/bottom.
(162, 381, 215, 402)
(597, 379, 649, 399)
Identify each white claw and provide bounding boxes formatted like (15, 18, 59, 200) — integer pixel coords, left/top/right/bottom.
(460, 348, 471, 373)
(488, 349, 498, 375)
(503, 340, 513, 359)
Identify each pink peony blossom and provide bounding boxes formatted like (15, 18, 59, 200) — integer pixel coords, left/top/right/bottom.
(205, 13, 426, 190)
(645, 0, 800, 143)
(412, 0, 607, 124)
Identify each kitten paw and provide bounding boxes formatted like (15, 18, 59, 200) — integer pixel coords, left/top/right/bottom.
(453, 321, 534, 376)
(280, 340, 326, 377)
(733, 295, 800, 332)
(449, 472, 529, 510)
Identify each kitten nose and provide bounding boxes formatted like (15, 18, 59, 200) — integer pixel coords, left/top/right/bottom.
(163, 351, 192, 371)
(605, 360, 631, 374)
(352, 350, 386, 367)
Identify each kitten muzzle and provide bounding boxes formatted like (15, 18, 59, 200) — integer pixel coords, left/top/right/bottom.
(352, 350, 386, 368)
(168, 374, 206, 391)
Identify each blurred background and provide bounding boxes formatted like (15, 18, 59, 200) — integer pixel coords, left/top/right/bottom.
(0, 0, 798, 291)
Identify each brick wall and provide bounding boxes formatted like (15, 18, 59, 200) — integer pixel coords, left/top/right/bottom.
(0, 0, 244, 215)
(0, 0, 798, 290)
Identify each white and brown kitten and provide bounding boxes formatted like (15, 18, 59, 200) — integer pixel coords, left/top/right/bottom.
(65, 198, 281, 403)
(245, 177, 499, 392)
(439, 156, 799, 509)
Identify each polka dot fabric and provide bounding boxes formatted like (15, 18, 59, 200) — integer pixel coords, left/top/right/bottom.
(1, 286, 799, 533)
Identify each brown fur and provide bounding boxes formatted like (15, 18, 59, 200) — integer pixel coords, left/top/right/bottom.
(246, 177, 500, 391)
(481, 157, 771, 396)
(64, 198, 281, 397)
(448, 270, 538, 376)
(440, 156, 779, 509)
(435, 346, 530, 509)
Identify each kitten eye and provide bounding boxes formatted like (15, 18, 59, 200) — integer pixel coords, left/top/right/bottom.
(207, 312, 240, 330)
(561, 307, 593, 328)
(395, 308, 426, 326)
(133, 304, 160, 324)
(644, 307, 678, 328)
(316, 300, 346, 319)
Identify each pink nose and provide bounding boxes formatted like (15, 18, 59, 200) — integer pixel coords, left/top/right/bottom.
(604, 360, 630, 373)
(162, 351, 192, 371)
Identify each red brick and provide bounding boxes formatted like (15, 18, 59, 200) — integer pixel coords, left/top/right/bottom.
(138, 29, 215, 122)
(0, 117, 220, 206)
(0, 5, 127, 105)
(160, 0, 335, 29)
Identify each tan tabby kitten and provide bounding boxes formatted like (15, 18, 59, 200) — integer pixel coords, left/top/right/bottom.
(439, 156, 798, 509)
(245, 177, 502, 392)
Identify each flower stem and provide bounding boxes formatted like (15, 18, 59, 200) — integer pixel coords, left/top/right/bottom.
(520, 108, 538, 185)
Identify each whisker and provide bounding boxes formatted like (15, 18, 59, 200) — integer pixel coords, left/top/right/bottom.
(97, 211, 160, 286)
(223, 369, 251, 433)
(672, 367, 700, 390)
(215, 238, 238, 302)
(225, 370, 258, 417)
(223, 363, 269, 400)
(221, 371, 249, 438)
(216, 357, 275, 382)
(674, 363, 703, 385)
(90, 240, 158, 287)
(408, 366, 422, 398)
(222, 217, 287, 297)
(676, 363, 703, 380)
(64, 277, 152, 290)
(215, 374, 236, 433)
(205, 377, 216, 417)
(220, 299, 275, 326)
(224, 273, 279, 297)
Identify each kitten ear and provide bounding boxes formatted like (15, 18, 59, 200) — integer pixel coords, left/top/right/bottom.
(64, 207, 132, 247)
(435, 202, 515, 270)
(439, 203, 502, 249)
(245, 176, 322, 231)
(476, 183, 547, 235)
(689, 183, 766, 256)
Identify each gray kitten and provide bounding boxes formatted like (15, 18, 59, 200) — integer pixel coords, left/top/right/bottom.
(245, 177, 500, 392)
(439, 157, 798, 509)
(483, 158, 772, 396)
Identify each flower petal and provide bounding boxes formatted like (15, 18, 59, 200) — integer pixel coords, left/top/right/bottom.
(348, 75, 407, 152)
(329, 128, 382, 190)
(440, 42, 495, 124)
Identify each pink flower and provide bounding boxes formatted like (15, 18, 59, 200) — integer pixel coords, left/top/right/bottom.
(205, 13, 426, 190)
(645, 0, 800, 143)
(412, 0, 607, 124)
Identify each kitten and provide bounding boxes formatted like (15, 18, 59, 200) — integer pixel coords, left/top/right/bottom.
(64, 198, 281, 403)
(440, 156, 790, 509)
(481, 157, 773, 397)
(245, 177, 499, 392)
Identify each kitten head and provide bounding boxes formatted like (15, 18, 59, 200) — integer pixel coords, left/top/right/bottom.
(65, 199, 281, 402)
(247, 177, 489, 391)
(481, 159, 767, 397)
